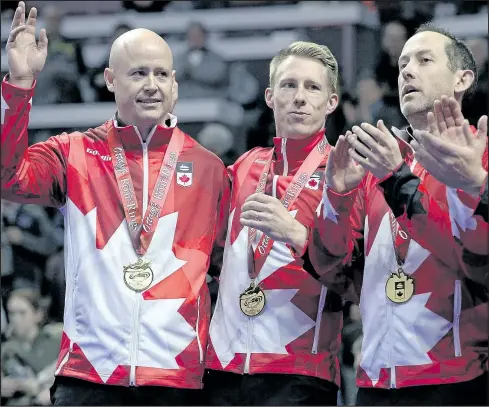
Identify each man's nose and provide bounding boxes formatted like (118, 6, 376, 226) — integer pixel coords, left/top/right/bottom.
(293, 86, 306, 106)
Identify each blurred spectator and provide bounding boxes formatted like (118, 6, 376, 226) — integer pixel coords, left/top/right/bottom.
(375, 20, 410, 108)
(174, 22, 230, 98)
(2, 202, 62, 295)
(89, 23, 133, 102)
(227, 62, 260, 108)
(121, 0, 171, 12)
(32, 4, 85, 105)
(44, 250, 65, 323)
(197, 122, 237, 166)
(464, 37, 488, 126)
(1, 289, 60, 406)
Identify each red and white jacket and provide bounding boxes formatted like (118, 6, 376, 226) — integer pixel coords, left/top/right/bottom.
(309, 129, 488, 389)
(205, 130, 343, 387)
(0, 77, 230, 389)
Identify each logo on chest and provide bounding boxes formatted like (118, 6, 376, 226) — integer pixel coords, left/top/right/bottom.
(305, 171, 322, 190)
(176, 162, 193, 187)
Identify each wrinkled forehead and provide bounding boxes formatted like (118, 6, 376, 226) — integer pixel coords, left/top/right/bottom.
(275, 55, 329, 86)
(400, 31, 449, 60)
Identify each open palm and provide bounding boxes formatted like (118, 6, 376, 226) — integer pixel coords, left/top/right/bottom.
(428, 96, 467, 146)
(6, 2, 48, 80)
(325, 133, 366, 194)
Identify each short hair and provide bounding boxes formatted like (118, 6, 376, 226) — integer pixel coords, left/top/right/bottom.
(415, 22, 478, 99)
(269, 41, 339, 94)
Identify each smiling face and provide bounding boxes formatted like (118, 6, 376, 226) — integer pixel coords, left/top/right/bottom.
(265, 55, 338, 139)
(104, 29, 177, 134)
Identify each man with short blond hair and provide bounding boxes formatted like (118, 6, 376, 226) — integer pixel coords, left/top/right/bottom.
(203, 41, 343, 406)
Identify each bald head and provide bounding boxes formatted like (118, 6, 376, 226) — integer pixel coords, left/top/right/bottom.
(109, 28, 173, 72)
(104, 28, 177, 139)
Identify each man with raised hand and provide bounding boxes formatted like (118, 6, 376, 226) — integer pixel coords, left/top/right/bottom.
(308, 23, 488, 405)
(1, 2, 230, 405)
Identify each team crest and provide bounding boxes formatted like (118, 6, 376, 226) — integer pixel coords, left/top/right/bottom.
(305, 171, 322, 190)
(176, 162, 193, 187)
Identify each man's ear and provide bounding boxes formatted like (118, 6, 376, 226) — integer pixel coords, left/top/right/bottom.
(325, 93, 339, 116)
(265, 87, 273, 109)
(104, 68, 115, 93)
(454, 69, 475, 95)
(171, 70, 178, 112)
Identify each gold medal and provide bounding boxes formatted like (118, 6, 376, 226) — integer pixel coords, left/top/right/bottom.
(240, 282, 266, 317)
(385, 268, 415, 303)
(123, 258, 154, 292)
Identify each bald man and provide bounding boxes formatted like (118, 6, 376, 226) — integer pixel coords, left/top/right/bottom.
(1, 2, 230, 405)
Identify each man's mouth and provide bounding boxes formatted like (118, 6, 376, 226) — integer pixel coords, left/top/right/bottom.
(138, 98, 161, 104)
(402, 85, 419, 97)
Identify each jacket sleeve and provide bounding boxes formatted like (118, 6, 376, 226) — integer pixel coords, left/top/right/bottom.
(1, 77, 70, 208)
(307, 179, 367, 304)
(377, 152, 488, 286)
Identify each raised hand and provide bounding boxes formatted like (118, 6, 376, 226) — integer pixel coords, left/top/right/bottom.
(6, 1, 48, 86)
(325, 133, 366, 194)
(412, 101, 488, 197)
(347, 120, 403, 180)
(427, 96, 467, 145)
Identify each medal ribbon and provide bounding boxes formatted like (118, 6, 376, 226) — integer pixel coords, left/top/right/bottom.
(388, 211, 411, 268)
(108, 123, 184, 256)
(247, 136, 329, 280)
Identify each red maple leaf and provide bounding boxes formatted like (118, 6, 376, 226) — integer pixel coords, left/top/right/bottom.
(179, 174, 190, 183)
(308, 179, 318, 187)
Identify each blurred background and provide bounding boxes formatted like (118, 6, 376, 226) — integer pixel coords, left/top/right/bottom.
(0, 1, 487, 405)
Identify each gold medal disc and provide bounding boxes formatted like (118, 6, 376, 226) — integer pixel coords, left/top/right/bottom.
(240, 283, 266, 317)
(385, 268, 415, 303)
(123, 258, 154, 292)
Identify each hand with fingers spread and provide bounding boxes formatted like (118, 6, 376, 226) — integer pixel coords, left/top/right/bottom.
(325, 133, 366, 194)
(411, 96, 488, 196)
(240, 193, 308, 253)
(346, 120, 403, 180)
(6, 1, 48, 88)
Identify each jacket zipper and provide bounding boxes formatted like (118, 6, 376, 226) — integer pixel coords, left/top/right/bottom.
(196, 295, 203, 363)
(244, 316, 253, 374)
(128, 128, 155, 386)
(312, 286, 327, 354)
(387, 300, 396, 388)
(453, 280, 462, 357)
(281, 138, 288, 176)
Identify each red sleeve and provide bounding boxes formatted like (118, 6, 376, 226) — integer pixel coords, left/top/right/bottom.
(307, 179, 367, 304)
(1, 76, 69, 207)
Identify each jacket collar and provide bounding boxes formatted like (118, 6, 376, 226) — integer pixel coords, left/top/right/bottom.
(111, 113, 178, 151)
(272, 129, 327, 176)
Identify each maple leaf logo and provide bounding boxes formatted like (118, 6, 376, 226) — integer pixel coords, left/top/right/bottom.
(308, 179, 318, 187)
(209, 209, 315, 368)
(359, 213, 452, 386)
(179, 174, 190, 184)
(64, 199, 195, 382)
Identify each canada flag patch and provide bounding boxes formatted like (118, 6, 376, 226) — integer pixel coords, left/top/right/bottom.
(176, 162, 193, 187)
(305, 171, 322, 190)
